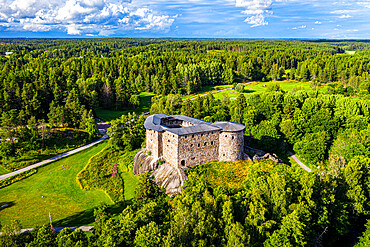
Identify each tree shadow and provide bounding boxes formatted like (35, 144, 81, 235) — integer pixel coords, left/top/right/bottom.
(53, 201, 131, 227)
(243, 89, 256, 94)
(0, 201, 16, 211)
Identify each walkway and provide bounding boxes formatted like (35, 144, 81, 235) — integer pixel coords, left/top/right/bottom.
(288, 151, 312, 172)
(0, 134, 109, 181)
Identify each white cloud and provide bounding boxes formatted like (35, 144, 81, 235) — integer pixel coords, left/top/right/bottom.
(314, 21, 321, 24)
(339, 14, 352, 18)
(330, 10, 356, 14)
(235, 0, 286, 27)
(292, 25, 306, 30)
(0, 0, 176, 35)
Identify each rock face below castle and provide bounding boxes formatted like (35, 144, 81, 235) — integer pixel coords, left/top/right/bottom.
(133, 114, 245, 195)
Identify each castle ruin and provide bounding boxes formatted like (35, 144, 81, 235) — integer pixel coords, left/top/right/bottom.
(144, 114, 245, 167)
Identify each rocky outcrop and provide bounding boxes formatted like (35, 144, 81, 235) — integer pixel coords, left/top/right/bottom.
(244, 145, 282, 163)
(133, 150, 186, 195)
(151, 163, 187, 196)
(133, 150, 159, 175)
(252, 153, 282, 163)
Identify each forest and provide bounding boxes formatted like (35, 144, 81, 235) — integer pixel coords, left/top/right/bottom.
(1, 38, 370, 246)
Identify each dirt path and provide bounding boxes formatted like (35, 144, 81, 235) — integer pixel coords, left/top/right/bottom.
(288, 151, 312, 172)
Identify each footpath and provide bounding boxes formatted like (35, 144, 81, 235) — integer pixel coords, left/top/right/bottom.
(288, 151, 312, 172)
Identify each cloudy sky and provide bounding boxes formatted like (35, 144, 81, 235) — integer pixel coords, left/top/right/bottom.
(0, 0, 369, 38)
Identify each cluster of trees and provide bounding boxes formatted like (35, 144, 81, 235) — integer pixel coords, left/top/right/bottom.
(151, 84, 370, 170)
(1, 39, 369, 158)
(2, 158, 370, 246)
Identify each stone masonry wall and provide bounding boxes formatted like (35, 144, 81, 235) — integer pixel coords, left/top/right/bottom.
(146, 129, 163, 159)
(177, 131, 220, 167)
(162, 132, 179, 166)
(219, 130, 244, 161)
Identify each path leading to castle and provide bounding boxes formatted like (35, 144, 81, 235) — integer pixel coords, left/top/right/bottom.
(288, 151, 312, 172)
(0, 123, 110, 181)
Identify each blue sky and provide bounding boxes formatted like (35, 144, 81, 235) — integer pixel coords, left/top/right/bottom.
(0, 0, 369, 38)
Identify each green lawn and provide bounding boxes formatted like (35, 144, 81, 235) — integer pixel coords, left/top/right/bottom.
(95, 92, 155, 122)
(0, 141, 113, 228)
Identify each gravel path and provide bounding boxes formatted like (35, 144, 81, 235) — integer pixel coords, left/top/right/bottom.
(288, 151, 312, 172)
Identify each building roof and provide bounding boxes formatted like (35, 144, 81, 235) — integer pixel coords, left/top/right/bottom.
(211, 122, 245, 132)
(144, 114, 245, 136)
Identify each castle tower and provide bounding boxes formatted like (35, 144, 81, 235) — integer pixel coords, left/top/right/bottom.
(213, 122, 245, 161)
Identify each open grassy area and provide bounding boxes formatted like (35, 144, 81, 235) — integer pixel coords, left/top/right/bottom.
(0, 141, 113, 228)
(95, 92, 155, 122)
(182, 84, 232, 100)
(212, 80, 326, 100)
(345, 50, 356, 55)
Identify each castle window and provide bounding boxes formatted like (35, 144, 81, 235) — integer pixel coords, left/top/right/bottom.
(191, 144, 193, 147)
(168, 139, 170, 142)
(211, 141, 214, 145)
(181, 160, 185, 166)
(198, 143, 200, 147)
(192, 134, 194, 138)
(204, 142, 207, 146)
(223, 154, 225, 156)
(225, 135, 227, 137)
(191, 157, 195, 160)
(232, 136, 234, 140)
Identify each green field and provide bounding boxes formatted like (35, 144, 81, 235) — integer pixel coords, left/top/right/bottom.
(0, 141, 113, 227)
(95, 92, 155, 122)
(212, 81, 325, 100)
(182, 84, 232, 100)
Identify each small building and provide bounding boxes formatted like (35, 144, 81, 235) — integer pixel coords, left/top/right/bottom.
(5, 52, 13, 55)
(144, 114, 245, 168)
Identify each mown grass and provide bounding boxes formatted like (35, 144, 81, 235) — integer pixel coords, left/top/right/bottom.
(0, 141, 113, 228)
(95, 92, 155, 122)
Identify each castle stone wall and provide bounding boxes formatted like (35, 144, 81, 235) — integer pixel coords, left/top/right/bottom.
(218, 130, 244, 161)
(146, 129, 163, 159)
(162, 132, 179, 166)
(177, 131, 219, 167)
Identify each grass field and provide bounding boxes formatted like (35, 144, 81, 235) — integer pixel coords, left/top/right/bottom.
(182, 84, 232, 100)
(95, 92, 155, 122)
(212, 80, 325, 100)
(0, 141, 113, 228)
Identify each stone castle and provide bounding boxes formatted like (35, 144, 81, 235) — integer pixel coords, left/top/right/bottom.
(144, 114, 245, 167)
